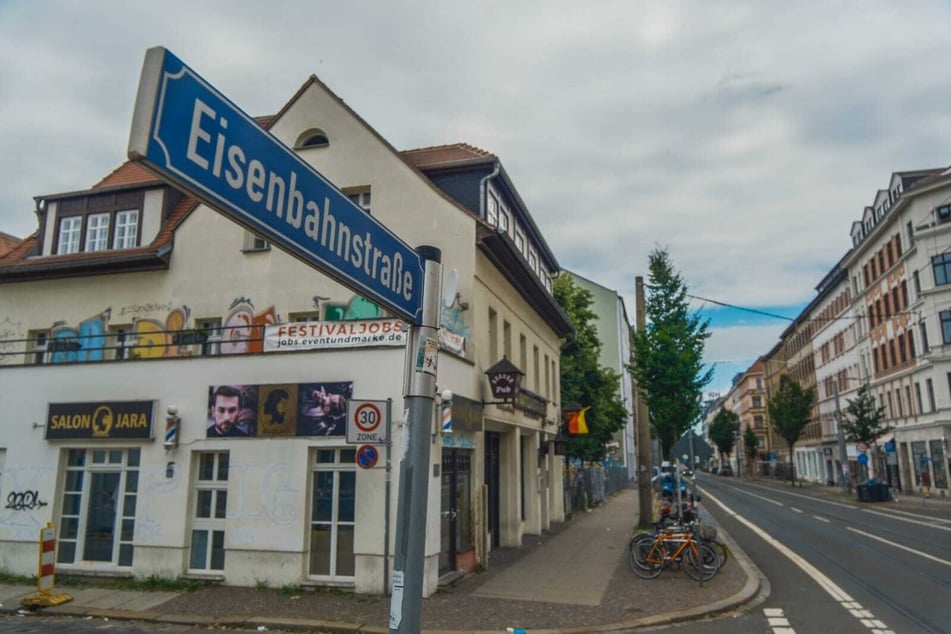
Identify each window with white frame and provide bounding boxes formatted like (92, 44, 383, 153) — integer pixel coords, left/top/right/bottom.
(26, 329, 48, 365)
(309, 448, 356, 579)
(57, 216, 82, 254)
(196, 319, 222, 356)
(114, 210, 139, 249)
(345, 187, 371, 214)
(514, 228, 525, 255)
(57, 448, 139, 567)
(499, 207, 511, 234)
(487, 194, 499, 226)
(243, 231, 270, 252)
(528, 248, 538, 274)
(189, 452, 229, 572)
(108, 325, 133, 360)
(85, 213, 110, 252)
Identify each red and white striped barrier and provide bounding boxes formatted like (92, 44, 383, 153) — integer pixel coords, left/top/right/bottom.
(38, 524, 55, 591)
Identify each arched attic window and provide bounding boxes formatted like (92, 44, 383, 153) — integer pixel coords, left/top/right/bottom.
(295, 128, 329, 149)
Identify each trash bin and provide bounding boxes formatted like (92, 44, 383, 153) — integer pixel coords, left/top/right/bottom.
(877, 483, 890, 502)
(856, 484, 869, 502)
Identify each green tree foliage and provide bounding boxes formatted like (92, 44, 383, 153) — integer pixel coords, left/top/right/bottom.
(631, 248, 712, 459)
(767, 375, 816, 486)
(743, 426, 758, 464)
(554, 275, 628, 462)
(843, 383, 888, 480)
(709, 409, 739, 459)
(843, 383, 888, 444)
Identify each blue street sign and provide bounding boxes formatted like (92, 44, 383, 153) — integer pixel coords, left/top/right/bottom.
(857, 453, 868, 465)
(128, 47, 424, 322)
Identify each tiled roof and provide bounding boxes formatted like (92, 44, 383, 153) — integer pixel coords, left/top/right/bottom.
(93, 161, 162, 189)
(401, 143, 495, 168)
(0, 231, 22, 258)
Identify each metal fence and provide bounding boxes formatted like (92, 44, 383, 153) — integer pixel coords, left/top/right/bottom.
(563, 461, 632, 517)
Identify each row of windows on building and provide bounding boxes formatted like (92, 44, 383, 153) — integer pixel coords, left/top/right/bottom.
(485, 192, 553, 293)
(57, 210, 139, 255)
(50, 446, 357, 580)
(486, 306, 557, 402)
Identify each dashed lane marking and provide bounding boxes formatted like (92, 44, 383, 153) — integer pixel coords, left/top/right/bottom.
(763, 607, 795, 633)
(702, 488, 894, 634)
(791, 507, 802, 513)
(814, 515, 830, 523)
(846, 526, 951, 567)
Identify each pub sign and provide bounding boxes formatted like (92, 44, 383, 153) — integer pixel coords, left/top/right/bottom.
(46, 400, 155, 440)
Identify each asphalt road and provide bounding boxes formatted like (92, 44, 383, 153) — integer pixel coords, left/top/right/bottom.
(651, 474, 951, 633)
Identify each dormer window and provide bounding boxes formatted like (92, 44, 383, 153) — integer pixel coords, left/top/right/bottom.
(295, 128, 330, 149)
(55, 208, 139, 255)
(57, 217, 82, 255)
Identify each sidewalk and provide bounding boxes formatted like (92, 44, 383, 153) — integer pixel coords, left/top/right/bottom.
(0, 487, 761, 633)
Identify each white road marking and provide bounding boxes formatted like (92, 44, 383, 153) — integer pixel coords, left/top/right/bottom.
(846, 526, 951, 567)
(763, 607, 796, 633)
(703, 488, 893, 632)
(791, 507, 802, 513)
(869, 507, 951, 526)
(814, 515, 830, 523)
(742, 481, 858, 510)
(735, 487, 785, 506)
(862, 508, 951, 531)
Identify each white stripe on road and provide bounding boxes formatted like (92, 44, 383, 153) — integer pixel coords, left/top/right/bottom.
(791, 507, 802, 513)
(702, 488, 893, 632)
(868, 507, 951, 526)
(846, 526, 951, 567)
(764, 607, 795, 633)
(814, 516, 830, 523)
(862, 508, 951, 531)
(735, 487, 785, 506)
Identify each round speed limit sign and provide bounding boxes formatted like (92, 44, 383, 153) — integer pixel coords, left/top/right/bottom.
(347, 399, 388, 444)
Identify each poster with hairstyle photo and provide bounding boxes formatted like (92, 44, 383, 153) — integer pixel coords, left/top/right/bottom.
(298, 381, 353, 436)
(258, 384, 298, 437)
(207, 385, 258, 438)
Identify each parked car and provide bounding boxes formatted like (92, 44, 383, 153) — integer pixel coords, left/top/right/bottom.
(719, 464, 734, 476)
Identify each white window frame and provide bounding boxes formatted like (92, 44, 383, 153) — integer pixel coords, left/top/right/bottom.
(514, 228, 526, 256)
(85, 213, 110, 252)
(58, 216, 82, 255)
(487, 194, 499, 226)
(243, 231, 270, 252)
(499, 207, 511, 234)
(114, 210, 139, 249)
(308, 448, 356, 581)
(57, 448, 140, 569)
(345, 187, 372, 214)
(189, 452, 229, 573)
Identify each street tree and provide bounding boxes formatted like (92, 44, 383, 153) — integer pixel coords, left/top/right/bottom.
(709, 408, 739, 465)
(554, 275, 628, 463)
(631, 247, 712, 459)
(768, 375, 816, 486)
(843, 383, 888, 481)
(743, 426, 758, 473)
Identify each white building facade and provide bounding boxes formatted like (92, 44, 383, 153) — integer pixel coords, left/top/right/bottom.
(0, 74, 572, 592)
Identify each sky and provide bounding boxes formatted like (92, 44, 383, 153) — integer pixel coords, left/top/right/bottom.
(2, 1, 950, 395)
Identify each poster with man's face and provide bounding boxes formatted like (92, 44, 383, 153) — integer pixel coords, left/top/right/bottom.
(206, 381, 352, 438)
(207, 385, 257, 438)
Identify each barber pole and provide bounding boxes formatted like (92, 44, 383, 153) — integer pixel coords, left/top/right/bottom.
(20, 523, 71, 607)
(441, 401, 452, 435)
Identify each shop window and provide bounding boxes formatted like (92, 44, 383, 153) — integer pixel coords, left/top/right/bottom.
(309, 448, 356, 580)
(930, 440, 948, 489)
(57, 448, 140, 567)
(189, 452, 229, 572)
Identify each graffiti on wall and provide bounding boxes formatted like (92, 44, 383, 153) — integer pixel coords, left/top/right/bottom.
(50, 310, 109, 363)
(221, 299, 277, 355)
(5, 490, 48, 511)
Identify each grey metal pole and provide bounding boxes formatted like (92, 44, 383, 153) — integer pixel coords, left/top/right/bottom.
(384, 398, 392, 595)
(389, 246, 442, 634)
(635, 276, 653, 527)
(834, 383, 850, 494)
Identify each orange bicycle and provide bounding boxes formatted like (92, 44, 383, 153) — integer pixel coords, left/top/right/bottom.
(629, 526, 720, 581)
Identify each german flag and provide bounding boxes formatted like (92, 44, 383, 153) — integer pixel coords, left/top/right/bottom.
(567, 406, 590, 435)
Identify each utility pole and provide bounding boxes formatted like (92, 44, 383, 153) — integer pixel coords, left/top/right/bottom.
(389, 246, 442, 634)
(833, 383, 851, 494)
(635, 276, 653, 527)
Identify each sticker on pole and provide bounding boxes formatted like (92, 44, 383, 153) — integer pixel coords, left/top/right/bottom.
(347, 399, 388, 444)
(356, 444, 380, 470)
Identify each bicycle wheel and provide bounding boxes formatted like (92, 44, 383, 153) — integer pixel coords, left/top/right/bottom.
(711, 539, 729, 567)
(630, 539, 665, 579)
(628, 534, 655, 572)
(683, 542, 720, 582)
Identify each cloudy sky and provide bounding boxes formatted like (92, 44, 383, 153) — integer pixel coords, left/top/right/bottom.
(2, 1, 949, 395)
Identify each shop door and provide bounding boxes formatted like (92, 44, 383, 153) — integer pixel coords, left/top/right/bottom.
(439, 449, 472, 574)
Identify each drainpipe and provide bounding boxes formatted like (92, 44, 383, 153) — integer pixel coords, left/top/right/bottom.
(479, 162, 501, 221)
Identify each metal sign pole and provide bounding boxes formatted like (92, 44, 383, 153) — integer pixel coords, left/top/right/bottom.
(389, 246, 442, 634)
